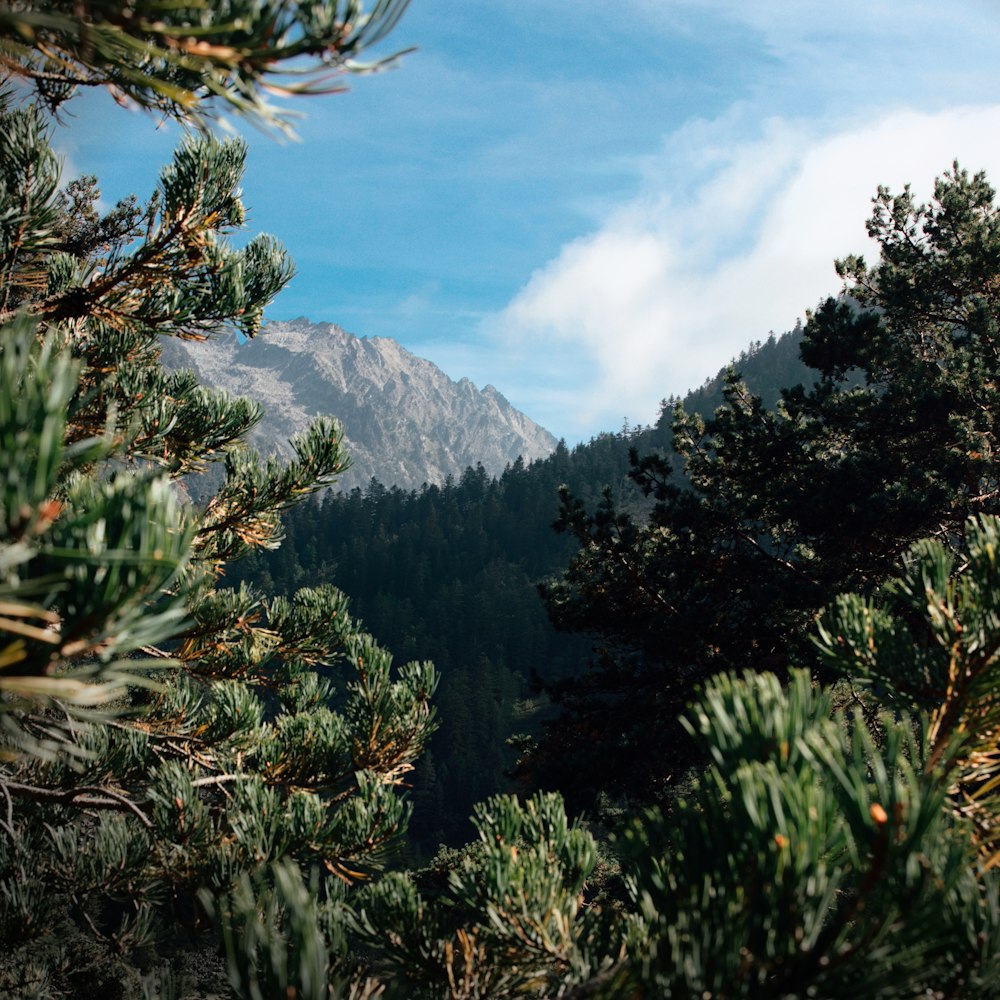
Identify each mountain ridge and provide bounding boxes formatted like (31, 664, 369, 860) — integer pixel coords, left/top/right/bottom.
(163, 318, 557, 492)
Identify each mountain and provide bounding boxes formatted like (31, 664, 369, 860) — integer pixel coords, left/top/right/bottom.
(164, 318, 557, 491)
(229, 325, 814, 849)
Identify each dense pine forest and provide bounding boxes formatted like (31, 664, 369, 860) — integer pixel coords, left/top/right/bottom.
(226, 328, 810, 850)
(6, 3, 1000, 998)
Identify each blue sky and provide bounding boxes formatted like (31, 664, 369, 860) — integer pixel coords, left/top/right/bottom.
(55, 1, 1000, 443)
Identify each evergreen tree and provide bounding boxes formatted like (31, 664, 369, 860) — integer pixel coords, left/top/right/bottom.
(0, 4, 436, 996)
(212, 518, 1000, 997)
(535, 164, 1000, 810)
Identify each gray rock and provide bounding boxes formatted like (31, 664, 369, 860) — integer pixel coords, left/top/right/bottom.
(163, 318, 556, 491)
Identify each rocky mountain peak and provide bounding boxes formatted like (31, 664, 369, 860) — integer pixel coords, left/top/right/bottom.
(164, 318, 557, 491)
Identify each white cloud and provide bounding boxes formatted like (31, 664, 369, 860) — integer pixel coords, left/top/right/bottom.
(485, 104, 1000, 441)
(633, 0, 999, 60)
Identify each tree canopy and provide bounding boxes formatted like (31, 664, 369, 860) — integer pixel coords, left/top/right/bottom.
(535, 165, 1000, 809)
(209, 518, 1000, 997)
(0, 5, 436, 996)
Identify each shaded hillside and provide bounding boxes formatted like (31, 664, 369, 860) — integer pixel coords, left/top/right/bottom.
(230, 324, 813, 850)
(677, 323, 809, 419)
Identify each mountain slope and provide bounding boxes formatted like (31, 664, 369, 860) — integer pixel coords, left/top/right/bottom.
(229, 325, 814, 848)
(165, 318, 557, 491)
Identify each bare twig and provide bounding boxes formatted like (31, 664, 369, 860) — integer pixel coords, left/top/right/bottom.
(0, 781, 15, 840)
(1, 778, 151, 829)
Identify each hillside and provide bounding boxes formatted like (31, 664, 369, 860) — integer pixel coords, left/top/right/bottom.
(230, 325, 812, 849)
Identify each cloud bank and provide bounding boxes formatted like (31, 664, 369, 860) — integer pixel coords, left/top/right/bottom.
(485, 105, 1000, 441)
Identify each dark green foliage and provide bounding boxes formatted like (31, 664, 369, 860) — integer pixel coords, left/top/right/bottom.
(208, 521, 1000, 996)
(234, 333, 814, 849)
(537, 164, 1000, 810)
(227, 460, 592, 849)
(678, 321, 811, 417)
(616, 666, 1000, 996)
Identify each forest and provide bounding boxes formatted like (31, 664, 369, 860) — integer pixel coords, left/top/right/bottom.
(226, 327, 810, 851)
(4, 3, 1000, 998)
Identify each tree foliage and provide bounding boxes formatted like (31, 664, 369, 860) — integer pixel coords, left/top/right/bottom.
(234, 329, 813, 852)
(0, 0, 412, 134)
(213, 156, 1000, 995)
(210, 520, 1000, 997)
(5, 1, 1000, 995)
(0, 6, 438, 996)
(537, 164, 1000, 809)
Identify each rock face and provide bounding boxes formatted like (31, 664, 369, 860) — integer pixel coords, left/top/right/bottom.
(164, 318, 557, 491)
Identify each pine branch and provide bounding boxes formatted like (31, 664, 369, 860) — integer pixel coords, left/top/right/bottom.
(1, 778, 152, 828)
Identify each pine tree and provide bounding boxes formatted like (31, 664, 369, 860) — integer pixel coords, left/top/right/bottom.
(535, 164, 1000, 810)
(0, 0, 411, 134)
(0, 4, 436, 996)
(5, 5, 1000, 996)
(210, 518, 1000, 997)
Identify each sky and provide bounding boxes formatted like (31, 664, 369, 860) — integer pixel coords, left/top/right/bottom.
(54, 0, 1000, 443)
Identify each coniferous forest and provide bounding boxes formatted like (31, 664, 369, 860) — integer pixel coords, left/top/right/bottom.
(226, 328, 810, 851)
(5, 4, 1000, 999)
